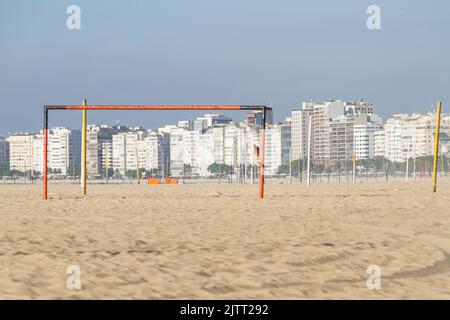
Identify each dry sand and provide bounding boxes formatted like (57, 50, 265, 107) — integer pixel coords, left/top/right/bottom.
(1, 181, 450, 299)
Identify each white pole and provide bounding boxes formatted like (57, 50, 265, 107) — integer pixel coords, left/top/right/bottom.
(307, 113, 312, 187)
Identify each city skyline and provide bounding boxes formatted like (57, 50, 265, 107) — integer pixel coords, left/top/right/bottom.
(2, 99, 449, 180)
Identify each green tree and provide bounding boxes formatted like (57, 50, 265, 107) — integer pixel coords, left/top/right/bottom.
(48, 168, 62, 174)
(207, 162, 233, 176)
(0, 164, 10, 177)
(278, 159, 303, 175)
(125, 169, 136, 179)
(183, 164, 193, 176)
(10, 169, 25, 177)
(67, 163, 81, 177)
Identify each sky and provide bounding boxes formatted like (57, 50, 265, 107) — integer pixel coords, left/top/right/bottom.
(1, 0, 449, 135)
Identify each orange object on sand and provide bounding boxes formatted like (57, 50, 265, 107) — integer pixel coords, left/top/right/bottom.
(147, 178, 161, 185)
(165, 178, 178, 184)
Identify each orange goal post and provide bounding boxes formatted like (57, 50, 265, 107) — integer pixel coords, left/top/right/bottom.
(42, 102, 271, 200)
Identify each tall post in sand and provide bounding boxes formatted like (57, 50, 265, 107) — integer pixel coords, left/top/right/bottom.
(352, 154, 356, 185)
(43, 108, 48, 199)
(259, 108, 266, 199)
(432, 100, 442, 192)
(405, 144, 410, 182)
(306, 113, 312, 187)
(289, 146, 292, 184)
(135, 140, 140, 185)
(81, 99, 87, 195)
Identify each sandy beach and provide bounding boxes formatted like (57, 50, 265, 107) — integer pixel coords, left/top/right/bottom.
(1, 181, 450, 299)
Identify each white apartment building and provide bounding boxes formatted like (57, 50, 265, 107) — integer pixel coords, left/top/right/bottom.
(306, 99, 381, 166)
(196, 132, 215, 176)
(101, 142, 113, 175)
(48, 127, 81, 175)
(414, 114, 435, 157)
(264, 123, 291, 175)
(87, 124, 130, 178)
(312, 100, 346, 167)
(111, 129, 155, 176)
(374, 130, 385, 158)
(125, 131, 146, 172)
(168, 122, 261, 177)
(329, 115, 354, 166)
(112, 132, 127, 175)
(384, 114, 423, 162)
(6, 133, 45, 174)
(194, 114, 232, 131)
(169, 127, 186, 176)
(32, 134, 44, 174)
(224, 124, 240, 168)
(345, 100, 375, 115)
(138, 131, 169, 173)
(381, 113, 450, 162)
(6, 134, 34, 172)
(291, 103, 312, 162)
(384, 115, 405, 162)
(354, 122, 383, 160)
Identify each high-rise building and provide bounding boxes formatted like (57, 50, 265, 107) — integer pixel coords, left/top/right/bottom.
(87, 124, 129, 177)
(264, 122, 291, 175)
(383, 114, 420, 162)
(194, 114, 232, 132)
(169, 127, 187, 176)
(312, 100, 346, 167)
(244, 110, 273, 127)
(110, 128, 165, 176)
(381, 113, 450, 162)
(0, 137, 9, 171)
(139, 131, 170, 174)
(305, 99, 382, 167)
(354, 122, 383, 160)
(48, 127, 81, 175)
(329, 115, 354, 167)
(112, 132, 127, 175)
(290, 102, 313, 163)
(6, 134, 34, 173)
(374, 130, 386, 158)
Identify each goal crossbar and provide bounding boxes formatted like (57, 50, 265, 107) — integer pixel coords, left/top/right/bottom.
(43, 103, 270, 200)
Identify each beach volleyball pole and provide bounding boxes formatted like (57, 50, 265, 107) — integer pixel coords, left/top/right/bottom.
(432, 100, 442, 192)
(259, 107, 266, 199)
(43, 108, 48, 200)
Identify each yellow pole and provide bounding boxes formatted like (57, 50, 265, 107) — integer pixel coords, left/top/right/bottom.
(432, 100, 442, 193)
(81, 99, 87, 195)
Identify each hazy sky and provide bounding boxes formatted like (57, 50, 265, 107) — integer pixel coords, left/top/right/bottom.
(1, 0, 449, 135)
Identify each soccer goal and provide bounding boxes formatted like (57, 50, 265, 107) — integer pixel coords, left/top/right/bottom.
(42, 101, 271, 200)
